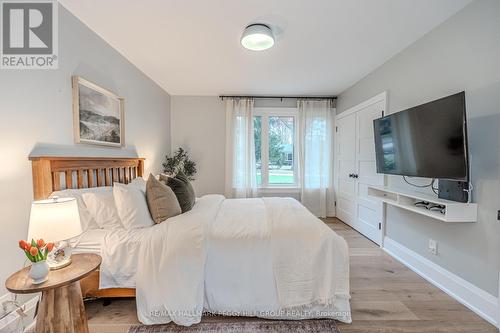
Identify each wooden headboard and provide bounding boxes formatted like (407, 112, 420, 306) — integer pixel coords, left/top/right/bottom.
(29, 156, 145, 200)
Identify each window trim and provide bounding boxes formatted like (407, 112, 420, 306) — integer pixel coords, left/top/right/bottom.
(254, 107, 299, 189)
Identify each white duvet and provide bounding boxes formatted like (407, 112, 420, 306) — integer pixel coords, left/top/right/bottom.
(94, 195, 351, 326)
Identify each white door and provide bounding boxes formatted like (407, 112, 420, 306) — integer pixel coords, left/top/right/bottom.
(335, 93, 386, 245)
(335, 113, 357, 227)
(354, 101, 385, 245)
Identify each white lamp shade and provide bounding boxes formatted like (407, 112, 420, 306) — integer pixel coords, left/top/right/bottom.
(27, 197, 82, 243)
(241, 24, 275, 51)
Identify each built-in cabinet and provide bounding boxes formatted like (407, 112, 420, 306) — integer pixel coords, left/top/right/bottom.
(335, 92, 387, 245)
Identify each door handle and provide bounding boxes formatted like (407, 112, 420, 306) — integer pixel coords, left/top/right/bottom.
(354, 174, 359, 178)
(349, 173, 354, 178)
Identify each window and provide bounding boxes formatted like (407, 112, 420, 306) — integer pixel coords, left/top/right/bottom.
(254, 115, 263, 185)
(253, 108, 298, 187)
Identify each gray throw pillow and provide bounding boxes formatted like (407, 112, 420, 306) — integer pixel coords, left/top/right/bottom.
(160, 171, 196, 213)
(146, 174, 181, 224)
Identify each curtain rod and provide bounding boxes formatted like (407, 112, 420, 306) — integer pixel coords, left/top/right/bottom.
(219, 95, 337, 101)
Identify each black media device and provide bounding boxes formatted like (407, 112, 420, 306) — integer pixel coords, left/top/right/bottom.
(438, 180, 469, 203)
(373, 92, 470, 202)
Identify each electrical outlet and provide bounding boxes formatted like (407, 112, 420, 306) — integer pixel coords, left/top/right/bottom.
(428, 239, 438, 255)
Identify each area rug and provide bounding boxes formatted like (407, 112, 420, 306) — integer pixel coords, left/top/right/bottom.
(128, 319, 340, 333)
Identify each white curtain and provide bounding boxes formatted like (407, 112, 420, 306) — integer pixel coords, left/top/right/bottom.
(298, 99, 334, 218)
(224, 98, 257, 198)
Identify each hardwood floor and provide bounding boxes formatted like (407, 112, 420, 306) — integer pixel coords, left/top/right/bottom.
(85, 218, 497, 333)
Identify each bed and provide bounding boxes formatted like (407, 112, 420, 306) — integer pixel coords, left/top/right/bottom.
(30, 156, 351, 326)
(30, 156, 142, 298)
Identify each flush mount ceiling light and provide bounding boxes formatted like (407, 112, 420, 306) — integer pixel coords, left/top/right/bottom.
(241, 24, 275, 51)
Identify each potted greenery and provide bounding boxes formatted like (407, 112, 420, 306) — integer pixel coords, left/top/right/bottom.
(162, 148, 197, 180)
(18, 239, 54, 284)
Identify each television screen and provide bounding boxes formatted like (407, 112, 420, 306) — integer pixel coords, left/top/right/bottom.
(373, 92, 468, 181)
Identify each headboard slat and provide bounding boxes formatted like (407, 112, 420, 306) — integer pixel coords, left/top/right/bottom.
(124, 167, 129, 184)
(29, 156, 145, 200)
(52, 172, 61, 191)
(87, 170, 93, 187)
(105, 168, 111, 186)
(96, 169, 102, 187)
(66, 171, 73, 189)
(77, 170, 84, 189)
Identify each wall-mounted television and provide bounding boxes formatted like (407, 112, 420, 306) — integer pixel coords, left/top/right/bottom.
(373, 92, 468, 181)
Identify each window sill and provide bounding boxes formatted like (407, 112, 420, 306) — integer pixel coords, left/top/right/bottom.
(257, 187, 301, 194)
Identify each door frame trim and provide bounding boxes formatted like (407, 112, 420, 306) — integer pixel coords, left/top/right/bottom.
(336, 91, 388, 120)
(333, 113, 356, 225)
(334, 91, 388, 247)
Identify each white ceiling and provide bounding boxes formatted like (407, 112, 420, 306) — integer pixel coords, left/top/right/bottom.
(59, 0, 471, 96)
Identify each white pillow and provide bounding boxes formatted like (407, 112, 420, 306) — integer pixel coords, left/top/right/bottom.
(113, 182, 154, 229)
(82, 192, 123, 230)
(50, 187, 113, 231)
(130, 177, 147, 193)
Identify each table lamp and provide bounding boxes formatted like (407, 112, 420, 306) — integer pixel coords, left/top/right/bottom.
(27, 197, 82, 270)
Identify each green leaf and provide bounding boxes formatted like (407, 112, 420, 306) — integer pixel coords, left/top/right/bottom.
(163, 147, 197, 179)
(24, 250, 35, 262)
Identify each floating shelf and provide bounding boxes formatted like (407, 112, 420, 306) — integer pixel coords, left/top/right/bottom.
(367, 185, 477, 222)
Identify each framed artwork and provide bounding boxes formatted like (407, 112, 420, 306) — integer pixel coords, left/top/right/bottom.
(72, 76, 125, 147)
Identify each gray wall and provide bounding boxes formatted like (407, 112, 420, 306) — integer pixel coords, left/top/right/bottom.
(337, 0, 500, 296)
(170, 96, 226, 196)
(0, 5, 171, 294)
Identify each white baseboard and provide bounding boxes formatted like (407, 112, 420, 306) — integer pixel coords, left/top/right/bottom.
(383, 237, 499, 328)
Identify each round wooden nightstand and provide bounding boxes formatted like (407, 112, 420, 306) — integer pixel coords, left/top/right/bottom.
(5, 253, 101, 333)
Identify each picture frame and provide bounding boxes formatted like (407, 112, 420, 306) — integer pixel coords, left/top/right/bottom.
(72, 76, 125, 147)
